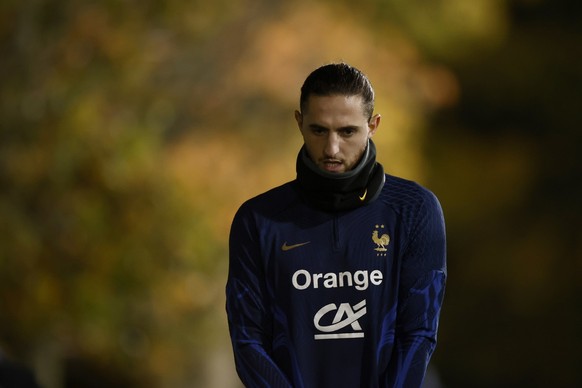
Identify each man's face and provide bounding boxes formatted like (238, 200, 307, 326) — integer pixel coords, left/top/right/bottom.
(295, 94, 380, 173)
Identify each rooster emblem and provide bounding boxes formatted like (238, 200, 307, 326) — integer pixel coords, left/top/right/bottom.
(372, 226, 390, 252)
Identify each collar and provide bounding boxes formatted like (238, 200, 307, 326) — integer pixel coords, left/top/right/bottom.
(295, 140, 385, 212)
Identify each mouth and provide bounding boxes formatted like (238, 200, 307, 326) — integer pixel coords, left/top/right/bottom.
(321, 159, 344, 173)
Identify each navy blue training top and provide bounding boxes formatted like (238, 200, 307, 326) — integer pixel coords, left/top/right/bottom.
(226, 174, 446, 388)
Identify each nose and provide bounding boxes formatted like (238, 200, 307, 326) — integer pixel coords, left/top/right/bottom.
(323, 132, 340, 158)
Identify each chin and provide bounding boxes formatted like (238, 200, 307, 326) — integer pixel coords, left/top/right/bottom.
(320, 165, 346, 173)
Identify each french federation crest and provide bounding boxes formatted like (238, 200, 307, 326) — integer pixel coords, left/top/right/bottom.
(372, 225, 390, 256)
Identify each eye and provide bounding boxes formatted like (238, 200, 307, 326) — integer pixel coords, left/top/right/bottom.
(310, 126, 327, 136)
(340, 128, 357, 137)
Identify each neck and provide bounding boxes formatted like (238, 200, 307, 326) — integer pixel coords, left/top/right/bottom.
(295, 140, 385, 212)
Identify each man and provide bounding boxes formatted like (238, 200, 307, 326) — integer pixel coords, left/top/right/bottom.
(226, 63, 446, 387)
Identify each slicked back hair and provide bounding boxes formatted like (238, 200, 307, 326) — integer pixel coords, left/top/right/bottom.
(299, 63, 375, 120)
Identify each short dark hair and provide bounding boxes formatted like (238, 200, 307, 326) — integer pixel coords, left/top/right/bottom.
(299, 63, 375, 119)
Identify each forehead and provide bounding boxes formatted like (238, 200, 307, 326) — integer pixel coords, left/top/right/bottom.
(302, 94, 367, 122)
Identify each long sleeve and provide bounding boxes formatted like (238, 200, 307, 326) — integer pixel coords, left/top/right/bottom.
(226, 204, 293, 388)
(384, 191, 447, 388)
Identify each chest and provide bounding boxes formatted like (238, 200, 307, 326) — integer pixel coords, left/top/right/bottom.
(258, 205, 405, 296)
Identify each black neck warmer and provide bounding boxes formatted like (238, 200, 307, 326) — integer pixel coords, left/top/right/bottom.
(295, 140, 385, 212)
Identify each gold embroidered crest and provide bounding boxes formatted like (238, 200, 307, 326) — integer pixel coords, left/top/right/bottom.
(372, 225, 390, 256)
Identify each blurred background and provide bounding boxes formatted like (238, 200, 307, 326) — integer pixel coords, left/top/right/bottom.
(1, 0, 581, 387)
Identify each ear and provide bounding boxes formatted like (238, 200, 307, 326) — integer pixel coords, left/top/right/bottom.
(368, 114, 381, 137)
(294, 110, 303, 130)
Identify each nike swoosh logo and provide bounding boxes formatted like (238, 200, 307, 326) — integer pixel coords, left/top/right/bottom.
(359, 188, 367, 201)
(281, 241, 311, 251)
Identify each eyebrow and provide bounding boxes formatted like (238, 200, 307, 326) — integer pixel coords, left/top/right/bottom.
(308, 123, 361, 131)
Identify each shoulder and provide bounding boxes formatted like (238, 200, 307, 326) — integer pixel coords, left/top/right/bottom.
(378, 174, 444, 224)
(234, 181, 300, 220)
(381, 174, 440, 204)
